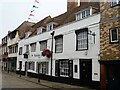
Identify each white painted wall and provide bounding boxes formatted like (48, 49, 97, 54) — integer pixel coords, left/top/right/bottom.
(17, 14, 100, 81)
(7, 31, 19, 58)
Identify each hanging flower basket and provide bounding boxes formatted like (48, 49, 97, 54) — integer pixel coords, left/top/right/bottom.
(41, 49, 51, 58)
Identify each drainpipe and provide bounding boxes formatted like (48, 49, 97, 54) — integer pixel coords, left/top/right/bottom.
(50, 31, 55, 76)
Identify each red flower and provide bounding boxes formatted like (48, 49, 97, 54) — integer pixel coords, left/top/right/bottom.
(41, 49, 51, 58)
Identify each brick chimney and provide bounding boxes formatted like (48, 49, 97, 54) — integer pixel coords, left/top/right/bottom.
(79, 0, 90, 7)
(67, 0, 78, 11)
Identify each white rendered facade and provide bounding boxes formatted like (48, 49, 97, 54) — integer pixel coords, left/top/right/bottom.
(17, 13, 100, 82)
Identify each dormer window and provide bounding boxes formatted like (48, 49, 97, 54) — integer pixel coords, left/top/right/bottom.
(25, 32, 29, 38)
(46, 23, 53, 31)
(76, 7, 92, 21)
(37, 27, 45, 34)
(46, 22, 58, 31)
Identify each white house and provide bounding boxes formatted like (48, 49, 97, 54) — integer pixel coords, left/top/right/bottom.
(7, 21, 34, 72)
(17, 1, 100, 88)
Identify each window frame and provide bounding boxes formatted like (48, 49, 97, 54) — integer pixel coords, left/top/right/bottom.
(74, 65, 78, 73)
(30, 43, 36, 52)
(59, 60, 69, 77)
(25, 45, 29, 52)
(109, 28, 119, 43)
(19, 47, 23, 55)
(75, 28, 88, 51)
(39, 40, 47, 51)
(110, 0, 120, 7)
(55, 35, 63, 53)
(28, 62, 35, 71)
(75, 7, 91, 21)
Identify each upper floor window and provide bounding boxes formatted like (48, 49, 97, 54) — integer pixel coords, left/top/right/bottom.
(9, 31, 16, 39)
(19, 47, 22, 55)
(30, 43, 36, 52)
(25, 32, 29, 38)
(15, 45, 18, 53)
(37, 27, 44, 34)
(110, 0, 120, 6)
(39, 40, 47, 51)
(55, 35, 63, 53)
(26, 45, 29, 52)
(76, 7, 91, 21)
(75, 28, 88, 50)
(109, 28, 119, 43)
(46, 24, 53, 31)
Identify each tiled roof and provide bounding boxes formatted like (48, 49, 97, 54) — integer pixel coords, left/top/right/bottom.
(17, 21, 35, 39)
(30, 2, 100, 37)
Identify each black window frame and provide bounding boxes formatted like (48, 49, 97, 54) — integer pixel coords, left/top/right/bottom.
(75, 28, 88, 51)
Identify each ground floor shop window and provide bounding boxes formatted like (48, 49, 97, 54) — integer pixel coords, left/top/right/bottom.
(36, 62, 48, 74)
(55, 59, 73, 77)
(59, 60, 69, 77)
(28, 62, 35, 71)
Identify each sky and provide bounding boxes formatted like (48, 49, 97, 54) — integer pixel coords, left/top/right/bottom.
(0, 0, 67, 44)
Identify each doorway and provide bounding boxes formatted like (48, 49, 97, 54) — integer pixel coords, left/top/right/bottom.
(80, 59, 92, 84)
(107, 65, 120, 90)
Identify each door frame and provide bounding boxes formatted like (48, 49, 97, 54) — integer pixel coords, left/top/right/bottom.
(79, 59, 92, 84)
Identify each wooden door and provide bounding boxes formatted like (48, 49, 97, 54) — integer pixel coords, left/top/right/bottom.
(80, 59, 92, 84)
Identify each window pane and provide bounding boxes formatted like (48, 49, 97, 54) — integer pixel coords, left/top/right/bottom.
(40, 41, 47, 51)
(111, 29, 118, 42)
(59, 60, 69, 77)
(31, 43, 36, 52)
(77, 30, 88, 50)
(55, 37, 63, 53)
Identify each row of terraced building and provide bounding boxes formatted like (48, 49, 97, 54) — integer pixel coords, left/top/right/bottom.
(1, 0, 120, 90)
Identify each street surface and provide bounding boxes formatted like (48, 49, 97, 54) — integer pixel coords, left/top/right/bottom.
(2, 72, 49, 88)
(1, 62, 94, 90)
(0, 62, 2, 89)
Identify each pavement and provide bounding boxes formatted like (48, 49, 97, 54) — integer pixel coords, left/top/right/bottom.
(2, 71, 95, 90)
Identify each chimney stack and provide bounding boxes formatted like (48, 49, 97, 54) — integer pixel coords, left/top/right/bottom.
(79, 0, 90, 6)
(67, 0, 78, 11)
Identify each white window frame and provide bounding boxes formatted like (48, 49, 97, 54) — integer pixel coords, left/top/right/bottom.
(55, 36, 63, 53)
(37, 27, 43, 34)
(75, 7, 92, 21)
(37, 62, 48, 74)
(110, 0, 120, 6)
(110, 28, 119, 43)
(46, 23, 53, 31)
(25, 32, 29, 38)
